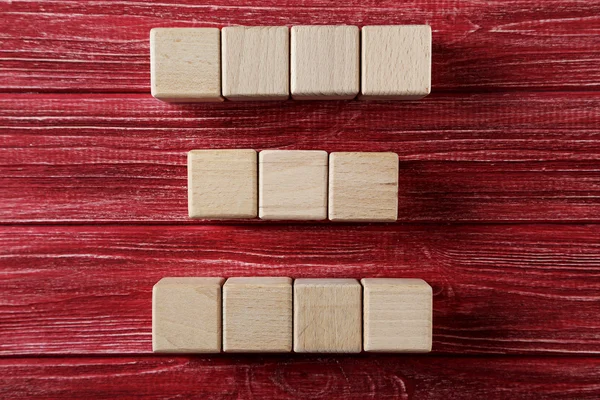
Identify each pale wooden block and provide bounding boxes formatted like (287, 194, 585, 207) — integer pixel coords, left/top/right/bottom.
(360, 25, 432, 100)
(291, 25, 359, 100)
(222, 26, 289, 101)
(293, 278, 362, 353)
(188, 149, 257, 219)
(223, 277, 292, 353)
(259, 150, 328, 220)
(152, 277, 224, 353)
(362, 278, 433, 353)
(150, 28, 223, 102)
(328, 152, 399, 222)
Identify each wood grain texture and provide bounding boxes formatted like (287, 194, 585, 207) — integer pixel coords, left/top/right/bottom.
(293, 279, 362, 353)
(2, 224, 599, 356)
(2, 1, 600, 93)
(3, 92, 600, 223)
(222, 26, 289, 101)
(152, 277, 224, 353)
(223, 277, 292, 353)
(360, 25, 432, 100)
(259, 150, 328, 220)
(150, 28, 222, 102)
(1, 356, 599, 399)
(362, 278, 433, 353)
(291, 26, 359, 100)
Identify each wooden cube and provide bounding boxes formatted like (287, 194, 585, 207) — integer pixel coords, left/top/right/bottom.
(188, 149, 257, 219)
(362, 278, 433, 352)
(152, 277, 224, 353)
(150, 28, 222, 102)
(293, 278, 362, 353)
(259, 150, 328, 220)
(328, 152, 399, 222)
(360, 25, 432, 100)
(291, 25, 359, 100)
(222, 26, 289, 101)
(223, 277, 292, 352)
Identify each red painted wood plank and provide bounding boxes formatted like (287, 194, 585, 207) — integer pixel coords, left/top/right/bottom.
(1, 224, 599, 356)
(1, 356, 599, 399)
(1, 1, 600, 92)
(2, 93, 600, 223)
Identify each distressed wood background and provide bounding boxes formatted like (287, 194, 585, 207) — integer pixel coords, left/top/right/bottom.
(1, 0, 600, 398)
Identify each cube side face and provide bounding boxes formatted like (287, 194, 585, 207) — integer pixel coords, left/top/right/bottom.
(363, 279, 432, 353)
(188, 150, 258, 219)
(223, 281, 292, 352)
(293, 280, 362, 353)
(328, 152, 399, 222)
(222, 26, 290, 101)
(150, 28, 223, 102)
(152, 278, 223, 353)
(360, 25, 431, 100)
(291, 26, 359, 100)
(259, 150, 328, 220)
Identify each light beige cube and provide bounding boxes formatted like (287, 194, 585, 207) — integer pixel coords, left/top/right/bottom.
(328, 152, 399, 222)
(222, 26, 289, 101)
(361, 25, 432, 100)
(187, 149, 257, 219)
(293, 278, 362, 353)
(223, 277, 292, 352)
(152, 277, 224, 353)
(291, 25, 359, 100)
(150, 28, 222, 102)
(362, 278, 433, 352)
(259, 150, 328, 220)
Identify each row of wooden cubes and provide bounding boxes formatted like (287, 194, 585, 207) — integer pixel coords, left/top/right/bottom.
(153, 277, 432, 353)
(151, 25, 431, 102)
(188, 150, 399, 221)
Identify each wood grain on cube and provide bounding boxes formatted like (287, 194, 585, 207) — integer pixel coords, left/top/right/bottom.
(291, 25, 359, 100)
(152, 277, 224, 353)
(222, 26, 289, 101)
(187, 149, 257, 219)
(259, 150, 328, 220)
(293, 278, 362, 353)
(223, 277, 292, 353)
(328, 152, 399, 222)
(362, 278, 433, 353)
(360, 25, 432, 100)
(150, 28, 222, 102)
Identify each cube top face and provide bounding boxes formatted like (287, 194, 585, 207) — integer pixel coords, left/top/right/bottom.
(152, 277, 224, 353)
(150, 28, 222, 102)
(223, 277, 292, 353)
(293, 278, 362, 353)
(291, 25, 360, 100)
(222, 26, 290, 101)
(362, 278, 432, 353)
(187, 149, 258, 219)
(361, 25, 431, 100)
(259, 150, 328, 220)
(328, 152, 399, 222)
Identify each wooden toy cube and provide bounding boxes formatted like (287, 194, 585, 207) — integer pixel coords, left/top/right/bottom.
(328, 152, 399, 222)
(223, 277, 293, 352)
(362, 278, 433, 353)
(259, 150, 328, 220)
(293, 278, 362, 353)
(188, 149, 258, 219)
(222, 26, 289, 101)
(152, 277, 224, 353)
(150, 28, 222, 102)
(291, 25, 359, 100)
(360, 25, 432, 100)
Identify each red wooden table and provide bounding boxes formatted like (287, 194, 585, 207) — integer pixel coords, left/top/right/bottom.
(2, 1, 600, 398)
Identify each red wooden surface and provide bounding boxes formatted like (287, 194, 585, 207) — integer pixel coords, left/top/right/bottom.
(2, 0, 600, 398)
